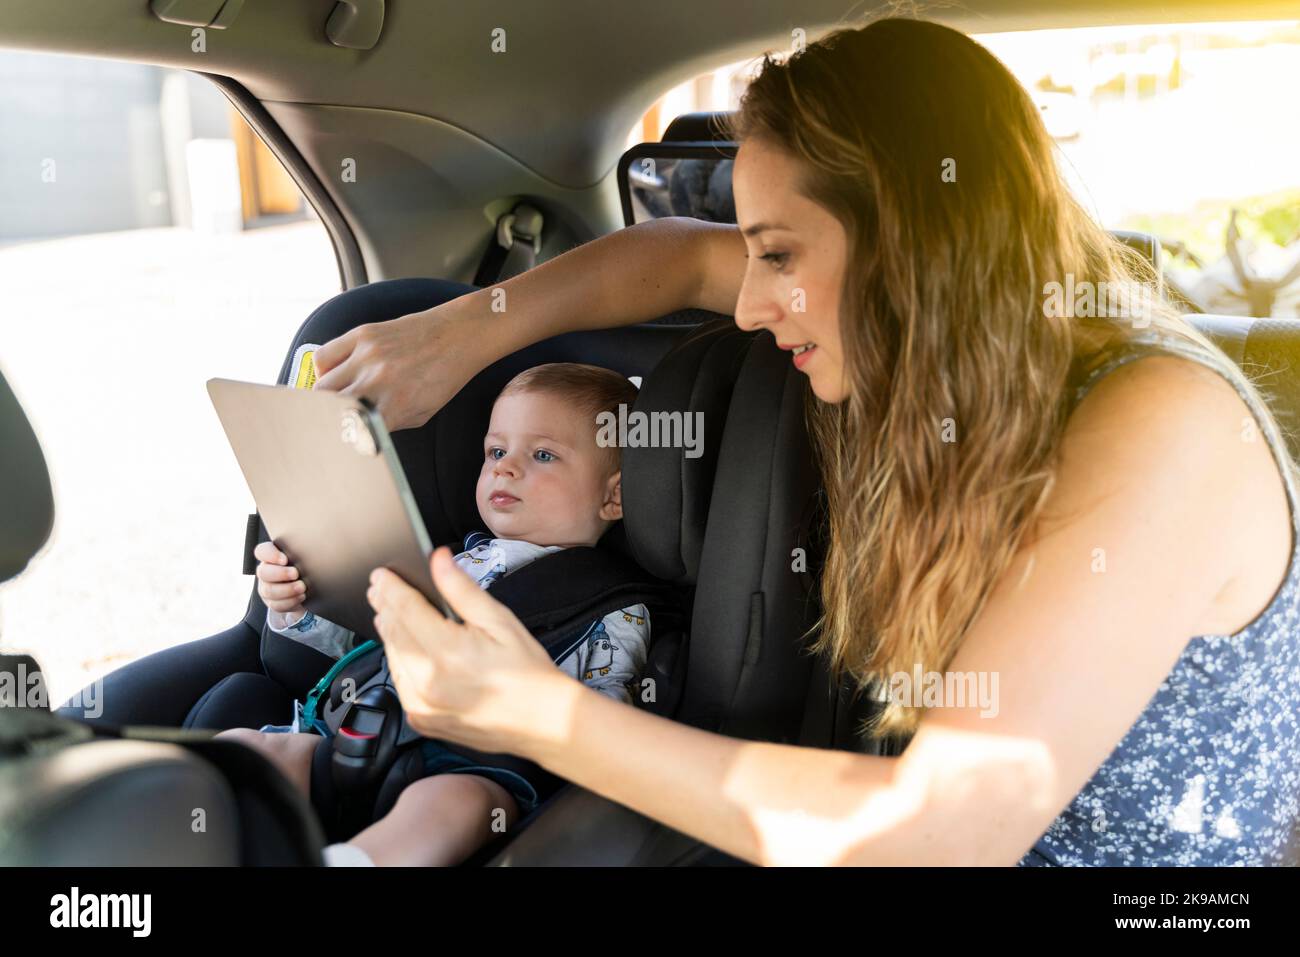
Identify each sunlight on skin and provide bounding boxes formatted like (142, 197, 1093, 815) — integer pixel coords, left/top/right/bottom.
(727, 725, 1058, 866)
(732, 745, 920, 867)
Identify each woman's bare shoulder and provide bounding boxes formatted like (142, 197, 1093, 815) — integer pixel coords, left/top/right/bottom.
(1057, 351, 1292, 634)
(1063, 351, 1260, 464)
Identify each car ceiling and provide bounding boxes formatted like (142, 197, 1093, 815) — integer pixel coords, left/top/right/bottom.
(2, 0, 1295, 285)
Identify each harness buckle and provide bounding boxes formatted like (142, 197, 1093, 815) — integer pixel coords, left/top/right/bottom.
(331, 685, 403, 793)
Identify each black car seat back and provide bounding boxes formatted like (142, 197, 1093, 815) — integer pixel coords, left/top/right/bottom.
(0, 370, 54, 584)
(702, 334, 824, 741)
(1190, 314, 1300, 463)
(633, 324, 823, 740)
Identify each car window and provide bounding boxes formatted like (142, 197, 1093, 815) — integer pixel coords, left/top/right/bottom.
(0, 51, 341, 706)
(628, 20, 1300, 317)
(979, 20, 1300, 317)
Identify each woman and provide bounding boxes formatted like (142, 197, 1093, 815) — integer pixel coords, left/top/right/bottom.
(311, 18, 1300, 865)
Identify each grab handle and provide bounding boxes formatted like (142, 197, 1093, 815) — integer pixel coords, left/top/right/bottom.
(326, 0, 386, 50)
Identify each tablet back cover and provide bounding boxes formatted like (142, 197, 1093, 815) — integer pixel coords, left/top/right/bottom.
(207, 377, 450, 641)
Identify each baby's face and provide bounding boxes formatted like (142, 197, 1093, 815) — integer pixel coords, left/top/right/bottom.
(476, 389, 622, 546)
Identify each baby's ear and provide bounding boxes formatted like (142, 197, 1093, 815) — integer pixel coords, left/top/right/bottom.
(600, 469, 623, 521)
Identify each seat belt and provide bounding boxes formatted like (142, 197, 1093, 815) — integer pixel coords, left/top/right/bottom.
(473, 202, 544, 287)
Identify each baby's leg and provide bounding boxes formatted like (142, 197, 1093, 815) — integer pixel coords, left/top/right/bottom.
(215, 728, 320, 799)
(348, 773, 520, 866)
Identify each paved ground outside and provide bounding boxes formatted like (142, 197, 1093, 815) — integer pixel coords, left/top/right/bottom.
(0, 219, 340, 707)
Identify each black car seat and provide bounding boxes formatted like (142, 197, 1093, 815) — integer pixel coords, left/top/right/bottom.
(47, 276, 824, 863)
(1188, 314, 1300, 463)
(53, 279, 707, 733)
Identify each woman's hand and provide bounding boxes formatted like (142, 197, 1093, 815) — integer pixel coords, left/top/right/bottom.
(366, 546, 576, 756)
(312, 298, 490, 432)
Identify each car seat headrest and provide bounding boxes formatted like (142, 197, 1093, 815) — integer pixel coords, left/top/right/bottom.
(0, 369, 55, 585)
(622, 321, 755, 585)
(661, 111, 735, 143)
(1189, 314, 1300, 464)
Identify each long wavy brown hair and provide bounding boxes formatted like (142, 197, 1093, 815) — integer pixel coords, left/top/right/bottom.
(727, 16, 1281, 739)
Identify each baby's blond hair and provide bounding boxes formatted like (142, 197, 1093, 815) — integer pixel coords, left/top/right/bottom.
(498, 363, 639, 473)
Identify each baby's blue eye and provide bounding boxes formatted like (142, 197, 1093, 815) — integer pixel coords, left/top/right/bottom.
(487, 447, 504, 460)
(534, 449, 556, 463)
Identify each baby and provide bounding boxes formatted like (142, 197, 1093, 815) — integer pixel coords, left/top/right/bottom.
(217, 362, 650, 866)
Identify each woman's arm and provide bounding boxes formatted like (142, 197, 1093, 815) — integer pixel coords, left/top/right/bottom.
(313, 217, 745, 430)
(468, 216, 745, 354)
(372, 354, 1270, 865)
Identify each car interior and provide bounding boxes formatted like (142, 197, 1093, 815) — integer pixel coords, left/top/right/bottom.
(2, 0, 1299, 866)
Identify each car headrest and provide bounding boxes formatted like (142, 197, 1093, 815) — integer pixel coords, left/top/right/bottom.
(623, 320, 755, 585)
(661, 111, 734, 143)
(0, 369, 54, 585)
(1189, 314, 1300, 463)
(1111, 230, 1162, 266)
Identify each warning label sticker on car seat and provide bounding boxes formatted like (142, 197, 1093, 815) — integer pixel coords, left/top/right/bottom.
(290, 343, 321, 390)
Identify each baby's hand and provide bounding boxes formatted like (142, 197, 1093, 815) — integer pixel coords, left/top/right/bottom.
(255, 541, 308, 615)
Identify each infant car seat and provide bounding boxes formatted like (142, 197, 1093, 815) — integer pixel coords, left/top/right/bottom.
(47, 277, 833, 864)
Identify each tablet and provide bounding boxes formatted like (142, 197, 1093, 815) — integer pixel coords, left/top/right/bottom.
(207, 377, 457, 642)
